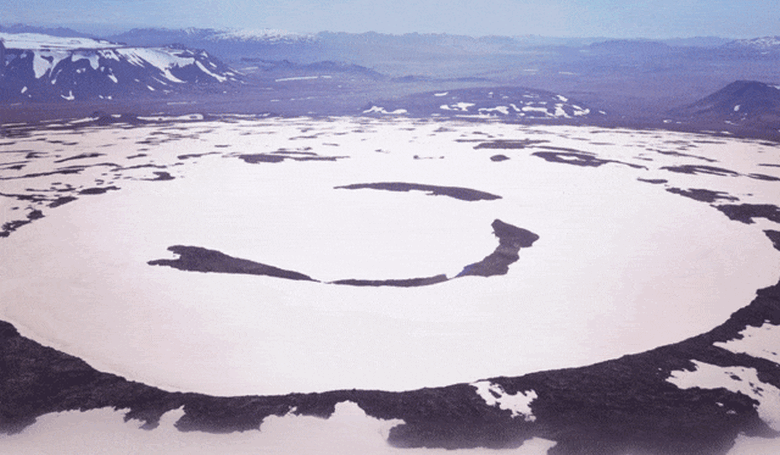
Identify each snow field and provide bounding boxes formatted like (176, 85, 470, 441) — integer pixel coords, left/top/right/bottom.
(1, 117, 779, 397)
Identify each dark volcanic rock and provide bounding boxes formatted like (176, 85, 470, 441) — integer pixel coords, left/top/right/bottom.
(334, 182, 501, 201)
(54, 153, 106, 164)
(238, 153, 344, 164)
(766, 230, 780, 252)
(531, 147, 645, 169)
(26, 209, 44, 220)
(532, 150, 610, 167)
(143, 171, 175, 181)
(661, 164, 740, 177)
(716, 204, 780, 224)
(148, 245, 317, 282)
(148, 219, 536, 288)
(177, 152, 219, 160)
(3, 274, 780, 453)
(490, 154, 510, 162)
(79, 186, 120, 195)
(48, 196, 78, 208)
(749, 173, 780, 182)
(237, 154, 287, 163)
(332, 275, 449, 287)
(457, 219, 539, 277)
(474, 139, 549, 149)
(666, 187, 739, 203)
(0, 318, 185, 434)
(0, 208, 45, 238)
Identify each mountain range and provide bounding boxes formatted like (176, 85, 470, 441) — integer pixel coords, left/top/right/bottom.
(1, 26, 779, 139)
(0, 32, 239, 102)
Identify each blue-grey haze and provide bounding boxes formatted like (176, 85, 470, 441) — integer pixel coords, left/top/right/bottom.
(1, 0, 779, 38)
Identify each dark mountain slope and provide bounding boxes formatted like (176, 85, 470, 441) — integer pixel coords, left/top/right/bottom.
(674, 80, 780, 119)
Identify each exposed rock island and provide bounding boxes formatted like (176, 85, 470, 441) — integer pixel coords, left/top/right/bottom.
(334, 182, 502, 202)
(148, 219, 538, 287)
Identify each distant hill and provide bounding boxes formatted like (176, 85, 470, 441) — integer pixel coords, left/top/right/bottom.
(588, 39, 674, 54)
(672, 80, 780, 119)
(241, 59, 385, 79)
(0, 23, 90, 38)
(666, 80, 780, 138)
(660, 37, 732, 47)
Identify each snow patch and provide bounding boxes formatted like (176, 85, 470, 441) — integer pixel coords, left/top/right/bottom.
(715, 322, 780, 364)
(667, 360, 780, 430)
(60, 90, 74, 101)
(195, 60, 227, 82)
(478, 106, 510, 116)
(276, 76, 319, 82)
(553, 104, 571, 118)
(471, 381, 537, 421)
(727, 433, 780, 454)
(97, 49, 120, 61)
(573, 107, 590, 117)
(0, 402, 557, 454)
(68, 117, 100, 125)
(363, 106, 408, 115)
(136, 114, 204, 122)
(115, 48, 193, 83)
(734, 105, 741, 112)
(453, 102, 475, 111)
(72, 52, 100, 71)
(522, 106, 549, 115)
(440, 102, 475, 112)
(0, 32, 120, 51)
(32, 50, 70, 79)
(434, 92, 449, 97)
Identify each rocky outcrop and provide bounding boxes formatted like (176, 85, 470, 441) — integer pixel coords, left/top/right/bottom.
(3, 268, 780, 454)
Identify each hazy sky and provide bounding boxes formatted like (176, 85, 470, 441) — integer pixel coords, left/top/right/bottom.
(2, 0, 779, 38)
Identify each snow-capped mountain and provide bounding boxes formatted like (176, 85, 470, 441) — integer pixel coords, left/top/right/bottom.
(112, 27, 314, 46)
(0, 32, 240, 102)
(724, 36, 780, 52)
(208, 28, 314, 43)
(108, 27, 318, 65)
(362, 87, 607, 121)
